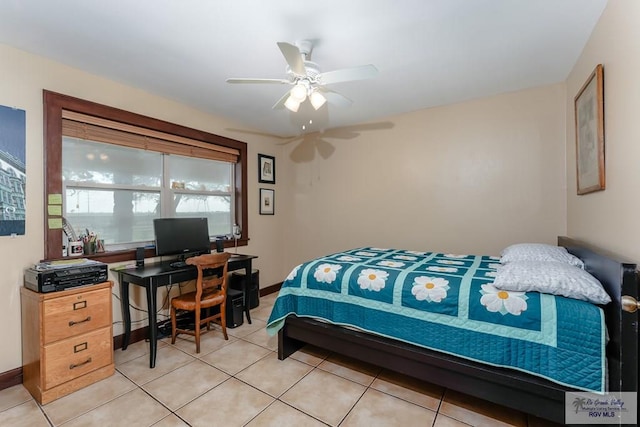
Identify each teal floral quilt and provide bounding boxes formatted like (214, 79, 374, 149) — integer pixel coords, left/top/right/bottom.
(266, 248, 606, 393)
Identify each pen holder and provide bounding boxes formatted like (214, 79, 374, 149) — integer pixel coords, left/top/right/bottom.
(84, 241, 96, 255)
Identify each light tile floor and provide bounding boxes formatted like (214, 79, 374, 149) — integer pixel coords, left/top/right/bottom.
(0, 293, 561, 426)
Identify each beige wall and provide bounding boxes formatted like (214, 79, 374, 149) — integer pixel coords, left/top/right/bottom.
(566, 0, 640, 263)
(280, 83, 568, 271)
(5, 0, 636, 375)
(0, 43, 283, 373)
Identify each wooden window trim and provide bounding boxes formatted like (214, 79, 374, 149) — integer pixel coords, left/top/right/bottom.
(43, 90, 248, 262)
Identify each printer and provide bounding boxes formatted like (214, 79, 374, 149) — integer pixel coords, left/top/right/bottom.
(24, 259, 108, 293)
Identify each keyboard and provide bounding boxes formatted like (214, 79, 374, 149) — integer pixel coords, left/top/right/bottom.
(169, 261, 188, 269)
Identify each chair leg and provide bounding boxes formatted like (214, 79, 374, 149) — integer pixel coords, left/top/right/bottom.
(220, 301, 228, 340)
(170, 305, 177, 345)
(194, 307, 201, 353)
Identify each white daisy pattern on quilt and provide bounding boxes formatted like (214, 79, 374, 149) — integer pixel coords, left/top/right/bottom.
(286, 265, 301, 281)
(426, 266, 458, 273)
(393, 255, 418, 261)
(405, 250, 427, 255)
(355, 251, 377, 257)
(377, 260, 405, 268)
(336, 255, 362, 262)
(357, 269, 389, 291)
(412, 276, 450, 302)
(480, 284, 528, 316)
(444, 253, 467, 258)
(313, 263, 342, 284)
(437, 259, 465, 265)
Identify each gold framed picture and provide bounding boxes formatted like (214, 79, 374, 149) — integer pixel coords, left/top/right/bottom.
(574, 64, 605, 195)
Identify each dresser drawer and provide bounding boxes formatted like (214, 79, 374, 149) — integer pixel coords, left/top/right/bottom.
(42, 286, 111, 344)
(43, 326, 113, 390)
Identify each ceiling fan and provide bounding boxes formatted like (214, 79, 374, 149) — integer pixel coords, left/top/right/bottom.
(226, 40, 378, 112)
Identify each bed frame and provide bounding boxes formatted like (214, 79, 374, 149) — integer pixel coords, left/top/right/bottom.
(277, 237, 638, 424)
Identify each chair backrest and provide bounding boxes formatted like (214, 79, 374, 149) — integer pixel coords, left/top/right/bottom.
(186, 252, 231, 301)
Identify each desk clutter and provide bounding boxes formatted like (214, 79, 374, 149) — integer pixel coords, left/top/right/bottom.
(63, 228, 104, 257)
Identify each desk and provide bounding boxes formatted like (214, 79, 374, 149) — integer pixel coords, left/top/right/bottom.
(114, 253, 257, 368)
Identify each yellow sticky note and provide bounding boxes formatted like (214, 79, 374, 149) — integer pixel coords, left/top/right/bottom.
(48, 218, 63, 229)
(47, 205, 62, 216)
(48, 194, 62, 205)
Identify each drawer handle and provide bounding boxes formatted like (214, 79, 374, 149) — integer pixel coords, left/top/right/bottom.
(74, 342, 88, 353)
(68, 316, 91, 326)
(73, 301, 87, 310)
(69, 357, 92, 370)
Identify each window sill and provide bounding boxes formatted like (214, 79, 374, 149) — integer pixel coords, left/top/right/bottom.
(46, 238, 250, 264)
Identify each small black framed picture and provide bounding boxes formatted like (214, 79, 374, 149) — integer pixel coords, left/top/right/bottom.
(258, 154, 275, 184)
(259, 188, 274, 215)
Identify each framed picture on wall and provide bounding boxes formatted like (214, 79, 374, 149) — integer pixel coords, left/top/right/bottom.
(574, 64, 605, 195)
(259, 188, 274, 215)
(258, 154, 275, 184)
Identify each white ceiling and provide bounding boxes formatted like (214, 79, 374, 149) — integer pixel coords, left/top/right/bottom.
(0, 0, 606, 138)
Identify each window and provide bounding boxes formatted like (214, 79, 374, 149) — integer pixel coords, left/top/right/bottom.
(63, 138, 162, 247)
(44, 91, 248, 262)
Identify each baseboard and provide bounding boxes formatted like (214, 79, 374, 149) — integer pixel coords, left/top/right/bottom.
(0, 367, 23, 391)
(112, 325, 149, 350)
(260, 282, 282, 296)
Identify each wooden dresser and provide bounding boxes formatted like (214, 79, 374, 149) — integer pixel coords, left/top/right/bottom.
(21, 281, 115, 404)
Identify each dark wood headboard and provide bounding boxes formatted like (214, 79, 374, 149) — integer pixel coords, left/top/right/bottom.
(558, 236, 639, 393)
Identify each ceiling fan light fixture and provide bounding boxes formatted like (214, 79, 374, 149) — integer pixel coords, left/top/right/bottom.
(290, 84, 307, 102)
(284, 95, 301, 112)
(310, 91, 327, 110)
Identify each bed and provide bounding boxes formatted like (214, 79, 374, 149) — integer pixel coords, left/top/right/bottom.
(266, 237, 638, 424)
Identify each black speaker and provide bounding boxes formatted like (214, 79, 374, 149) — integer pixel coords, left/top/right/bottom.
(230, 269, 260, 309)
(136, 247, 145, 267)
(215, 239, 224, 253)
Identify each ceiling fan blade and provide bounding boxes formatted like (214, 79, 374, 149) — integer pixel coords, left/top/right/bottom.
(226, 78, 290, 84)
(319, 88, 353, 107)
(276, 135, 303, 146)
(272, 91, 290, 110)
(277, 42, 306, 76)
(318, 64, 378, 85)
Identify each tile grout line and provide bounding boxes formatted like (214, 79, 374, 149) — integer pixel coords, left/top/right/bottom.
(9, 300, 525, 427)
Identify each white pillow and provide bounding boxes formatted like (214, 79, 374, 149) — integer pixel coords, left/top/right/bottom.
(500, 243, 584, 269)
(493, 261, 611, 305)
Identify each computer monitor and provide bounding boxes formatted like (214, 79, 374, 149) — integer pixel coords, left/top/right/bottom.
(153, 217, 211, 259)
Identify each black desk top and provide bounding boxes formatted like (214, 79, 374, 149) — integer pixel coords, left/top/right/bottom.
(113, 253, 257, 281)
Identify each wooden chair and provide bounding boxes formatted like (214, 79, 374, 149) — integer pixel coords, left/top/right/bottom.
(170, 252, 231, 353)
